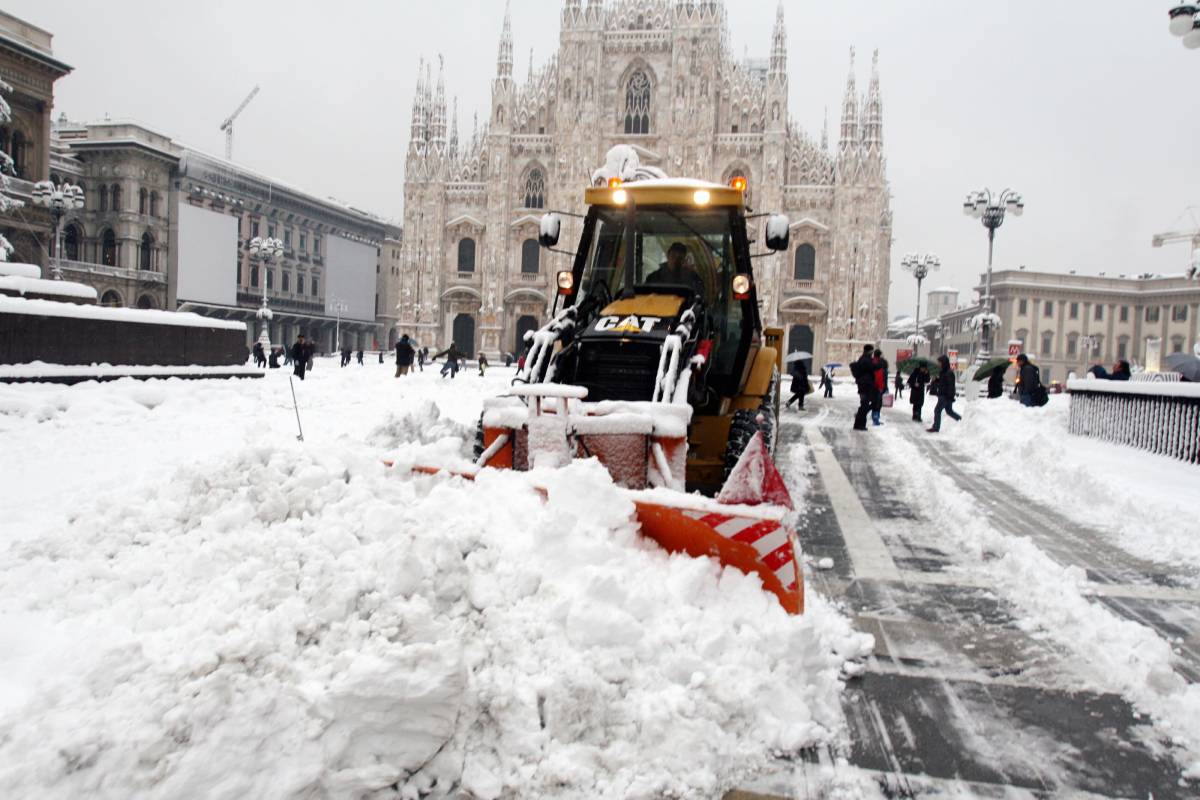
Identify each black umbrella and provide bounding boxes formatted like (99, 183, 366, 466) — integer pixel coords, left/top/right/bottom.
(898, 357, 938, 375)
(972, 357, 1013, 382)
(1165, 353, 1200, 382)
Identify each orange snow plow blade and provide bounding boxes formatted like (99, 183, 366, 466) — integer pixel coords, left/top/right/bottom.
(633, 501, 803, 615)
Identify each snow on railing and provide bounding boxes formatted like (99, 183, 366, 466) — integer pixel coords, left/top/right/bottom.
(1067, 377, 1200, 464)
(515, 306, 576, 385)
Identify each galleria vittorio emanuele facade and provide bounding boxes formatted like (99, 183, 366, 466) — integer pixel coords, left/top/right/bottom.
(400, 0, 892, 365)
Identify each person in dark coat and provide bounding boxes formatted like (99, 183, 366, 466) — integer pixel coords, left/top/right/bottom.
(987, 367, 1005, 398)
(1016, 353, 1040, 407)
(821, 367, 834, 397)
(356, 350, 364, 365)
(852, 344, 876, 431)
(1110, 360, 1131, 381)
(477, 352, 489, 376)
(378, 350, 384, 364)
(435, 344, 466, 378)
(291, 335, 308, 380)
(417, 347, 427, 372)
(268, 348, 280, 369)
(908, 365, 930, 422)
(928, 355, 962, 432)
(252, 341, 265, 368)
(785, 360, 811, 410)
(894, 369, 904, 399)
(870, 350, 888, 426)
(394, 334, 416, 377)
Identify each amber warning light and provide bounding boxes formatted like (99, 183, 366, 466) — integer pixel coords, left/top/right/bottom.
(608, 177, 623, 188)
(729, 176, 748, 193)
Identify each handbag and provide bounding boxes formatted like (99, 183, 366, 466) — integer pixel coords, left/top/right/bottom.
(882, 393, 894, 408)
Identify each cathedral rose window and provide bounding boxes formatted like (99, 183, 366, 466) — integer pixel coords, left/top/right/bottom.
(624, 70, 651, 135)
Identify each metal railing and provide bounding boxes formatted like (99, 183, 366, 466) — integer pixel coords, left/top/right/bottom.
(58, 260, 167, 284)
(1067, 378, 1200, 463)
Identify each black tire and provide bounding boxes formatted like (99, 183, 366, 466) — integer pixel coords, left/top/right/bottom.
(723, 407, 773, 480)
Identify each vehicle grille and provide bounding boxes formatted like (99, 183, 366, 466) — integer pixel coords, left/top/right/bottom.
(574, 340, 661, 402)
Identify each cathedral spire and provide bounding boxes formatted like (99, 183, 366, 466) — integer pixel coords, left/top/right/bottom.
(862, 49, 883, 149)
(431, 54, 447, 146)
(769, 0, 787, 84)
(449, 97, 459, 159)
(497, 0, 513, 81)
(422, 59, 433, 139)
(409, 56, 427, 146)
(839, 47, 859, 151)
(821, 105, 829, 151)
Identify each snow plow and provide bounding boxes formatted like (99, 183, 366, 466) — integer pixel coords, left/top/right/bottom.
(417, 147, 803, 614)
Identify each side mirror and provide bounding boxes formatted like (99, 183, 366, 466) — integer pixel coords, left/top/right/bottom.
(539, 213, 561, 248)
(765, 214, 790, 252)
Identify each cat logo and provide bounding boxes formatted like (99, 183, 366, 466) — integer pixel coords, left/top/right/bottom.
(594, 315, 662, 334)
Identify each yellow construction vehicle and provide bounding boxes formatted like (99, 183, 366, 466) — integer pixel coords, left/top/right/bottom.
(422, 147, 803, 614)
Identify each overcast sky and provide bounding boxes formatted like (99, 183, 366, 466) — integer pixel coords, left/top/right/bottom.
(13, 0, 1200, 317)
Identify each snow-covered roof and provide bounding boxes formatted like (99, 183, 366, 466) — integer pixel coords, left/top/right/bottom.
(929, 286, 959, 294)
(0, 297, 246, 330)
(0, 262, 41, 279)
(0, 276, 97, 300)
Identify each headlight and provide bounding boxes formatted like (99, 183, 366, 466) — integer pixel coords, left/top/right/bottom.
(613, 188, 628, 205)
(693, 189, 710, 205)
(732, 274, 751, 298)
(556, 271, 574, 295)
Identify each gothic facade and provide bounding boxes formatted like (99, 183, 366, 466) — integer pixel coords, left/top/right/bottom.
(400, 0, 892, 365)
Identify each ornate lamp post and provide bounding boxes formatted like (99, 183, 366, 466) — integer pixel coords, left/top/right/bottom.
(1168, 5, 1200, 48)
(900, 252, 940, 356)
(963, 188, 1024, 359)
(31, 180, 85, 280)
(331, 298, 349, 352)
(248, 235, 283, 350)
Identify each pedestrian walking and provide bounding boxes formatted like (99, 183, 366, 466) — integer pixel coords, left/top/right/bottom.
(417, 347, 427, 372)
(1015, 353, 1046, 407)
(291, 335, 309, 381)
(908, 364, 930, 422)
(894, 368, 904, 399)
(252, 341, 265, 368)
(851, 344, 876, 431)
(478, 352, 489, 376)
(304, 338, 315, 371)
(378, 350, 384, 364)
(356, 349, 364, 366)
(987, 367, 1005, 399)
(268, 348, 280, 369)
(927, 355, 962, 433)
(820, 368, 834, 398)
(394, 334, 415, 377)
(870, 349, 888, 426)
(785, 360, 810, 410)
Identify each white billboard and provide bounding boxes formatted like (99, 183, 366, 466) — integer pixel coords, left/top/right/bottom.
(325, 236, 376, 322)
(177, 203, 238, 306)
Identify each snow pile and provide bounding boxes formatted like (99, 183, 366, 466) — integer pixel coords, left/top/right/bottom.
(0, 371, 870, 798)
(941, 396, 1200, 574)
(0, 275, 98, 300)
(0, 262, 40, 279)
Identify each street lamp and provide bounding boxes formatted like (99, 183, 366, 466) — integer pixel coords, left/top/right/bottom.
(963, 187, 1024, 360)
(900, 252, 940, 356)
(248, 235, 283, 350)
(1168, 5, 1200, 48)
(31, 180, 85, 280)
(331, 298, 349, 351)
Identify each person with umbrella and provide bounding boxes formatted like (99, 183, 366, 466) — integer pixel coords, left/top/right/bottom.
(927, 355, 962, 433)
(785, 357, 811, 411)
(987, 367, 1005, 399)
(1015, 353, 1042, 406)
(908, 363, 930, 422)
(820, 366, 835, 398)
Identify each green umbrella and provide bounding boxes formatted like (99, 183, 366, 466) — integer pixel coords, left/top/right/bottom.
(972, 357, 1013, 382)
(898, 356, 938, 375)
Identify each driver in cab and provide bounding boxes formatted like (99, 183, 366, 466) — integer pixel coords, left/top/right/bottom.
(646, 242, 705, 300)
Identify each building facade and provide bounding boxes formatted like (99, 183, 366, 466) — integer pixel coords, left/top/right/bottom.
(401, 0, 892, 363)
(0, 11, 71, 264)
(932, 269, 1200, 384)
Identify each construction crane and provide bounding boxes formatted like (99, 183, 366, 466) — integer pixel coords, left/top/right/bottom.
(220, 85, 260, 161)
(1152, 206, 1200, 279)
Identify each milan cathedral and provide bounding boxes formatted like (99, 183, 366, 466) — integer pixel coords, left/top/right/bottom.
(401, 0, 891, 365)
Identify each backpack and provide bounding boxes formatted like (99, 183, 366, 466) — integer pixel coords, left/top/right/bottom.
(849, 359, 863, 380)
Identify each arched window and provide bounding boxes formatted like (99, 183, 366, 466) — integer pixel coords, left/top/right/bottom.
(458, 237, 476, 272)
(793, 243, 815, 281)
(136, 294, 155, 309)
(110, 184, 122, 212)
(100, 289, 123, 307)
(63, 224, 82, 261)
(101, 229, 117, 266)
(1041, 331, 1054, 359)
(624, 70, 651, 134)
(520, 238, 540, 274)
(522, 169, 545, 209)
(99, 185, 109, 212)
(139, 188, 148, 215)
(139, 232, 153, 271)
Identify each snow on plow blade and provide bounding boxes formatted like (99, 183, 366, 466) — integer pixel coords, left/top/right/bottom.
(401, 388, 803, 614)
